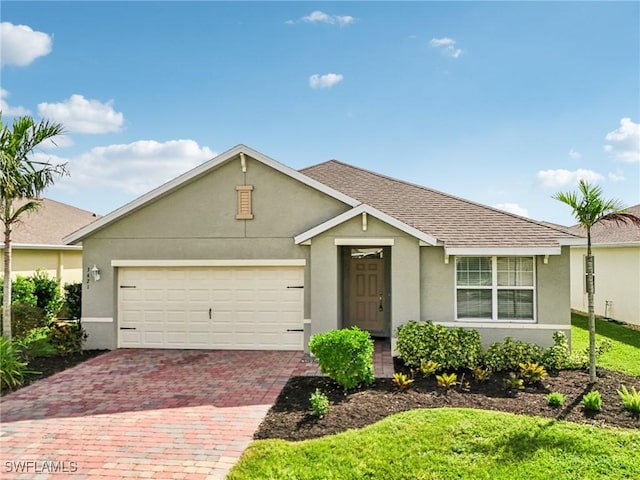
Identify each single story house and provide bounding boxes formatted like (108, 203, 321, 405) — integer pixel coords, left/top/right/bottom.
(568, 204, 640, 326)
(1, 198, 98, 285)
(65, 145, 584, 352)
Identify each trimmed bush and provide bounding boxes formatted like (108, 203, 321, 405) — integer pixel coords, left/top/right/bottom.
(47, 320, 87, 355)
(10, 303, 48, 338)
(396, 320, 483, 370)
(0, 275, 37, 306)
(484, 337, 543, 373)
(63, 282, 82, 319)
(309, 327, 374, 389)
(31, 271, 64, 319)
(541, 331, 572, 372)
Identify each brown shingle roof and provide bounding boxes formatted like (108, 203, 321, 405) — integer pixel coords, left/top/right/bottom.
(301, 160, 580, 248)
(1, 198, 99, 246)
(568, 204, 640, 244)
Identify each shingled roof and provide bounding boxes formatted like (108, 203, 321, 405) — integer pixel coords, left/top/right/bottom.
(1, 198, 99, 247)
(567, 204, 640, 245)
(301, 160, 581, 249)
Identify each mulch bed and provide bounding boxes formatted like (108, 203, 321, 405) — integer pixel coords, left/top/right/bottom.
(0, 350, 107, 396)
(256, 366, 640, 442)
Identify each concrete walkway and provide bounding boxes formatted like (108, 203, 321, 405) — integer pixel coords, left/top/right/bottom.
(0, 342, 394, 479)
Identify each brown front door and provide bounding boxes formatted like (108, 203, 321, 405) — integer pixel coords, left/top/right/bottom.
(347, 249, 386, 334)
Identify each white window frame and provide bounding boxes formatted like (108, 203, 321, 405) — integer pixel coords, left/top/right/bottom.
(455, 256, 537, 323)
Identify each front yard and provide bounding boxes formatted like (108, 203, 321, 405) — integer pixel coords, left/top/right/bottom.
(229, 315, 640, 479)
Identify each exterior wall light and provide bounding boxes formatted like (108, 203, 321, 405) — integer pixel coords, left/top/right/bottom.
(91, 264, 101, 282)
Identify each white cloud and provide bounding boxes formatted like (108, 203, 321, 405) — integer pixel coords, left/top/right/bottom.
(309, 73, 344, 89)
(48, 139, 216, 195)
(0, 22, 53, 67)
(429, 37, 462, 58)
(291, 11, 356, 27)
(536, 168, 604, 188)
(39, 135, 74, 149)
(37, 95, 124, 134)
(607, 171, 625, 182)
(0, 88, 31, 116)
(568, 148, 581, 160)
(493, 203, 529, 217)
(604, 117, 640, 162)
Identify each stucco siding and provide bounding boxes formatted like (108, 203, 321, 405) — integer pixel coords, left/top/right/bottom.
(570, 245, 640, 326)
(3, 248, 83, 285)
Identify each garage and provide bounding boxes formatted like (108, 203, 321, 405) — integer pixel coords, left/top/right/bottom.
(117, 264, 304, 350)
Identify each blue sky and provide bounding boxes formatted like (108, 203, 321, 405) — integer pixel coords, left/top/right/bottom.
(2, 1, 639, 226)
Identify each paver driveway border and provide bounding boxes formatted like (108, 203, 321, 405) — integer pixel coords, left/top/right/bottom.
(1, 349, 313, 479)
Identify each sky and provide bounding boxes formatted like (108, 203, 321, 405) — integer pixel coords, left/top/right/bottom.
(1, 1, 639, 226)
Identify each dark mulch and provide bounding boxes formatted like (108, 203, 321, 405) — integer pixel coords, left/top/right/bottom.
(0, 350, 108, 396)
(256, 365, 640, 442)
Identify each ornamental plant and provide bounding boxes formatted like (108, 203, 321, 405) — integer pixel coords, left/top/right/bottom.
(396, 320, 483, 370)
(484, 337, 543, 373)
(436, 372, 457, 389)
(392, 372, 414, 390)
(308, 327, 374, 389)
(617, 385, 640, 417)
(503, 373, 525, 393)
(472, 366, 492, 382)
(545, 392, 566, 407)
(518, 362, 548, 385)
(309, 389, 330, 417)
(582, 391, 603, 412)
(0, 337, 31, 390)
(419, 359, 439, 377)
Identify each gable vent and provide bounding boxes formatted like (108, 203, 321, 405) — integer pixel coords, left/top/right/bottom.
(236, 185, 254, 220)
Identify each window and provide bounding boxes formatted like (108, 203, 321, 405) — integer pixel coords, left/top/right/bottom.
(456, 256, 535, 321)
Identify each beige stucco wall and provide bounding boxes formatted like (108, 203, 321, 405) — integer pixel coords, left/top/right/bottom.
(81, 155, 350, 348)
(570, 245, 640, 326)
(2, 248, 83, 285)
(415, 245, 571, 349)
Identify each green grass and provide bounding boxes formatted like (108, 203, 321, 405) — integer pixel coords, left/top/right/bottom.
(228, 408, 640, 480)
(571, 312, 640, 377)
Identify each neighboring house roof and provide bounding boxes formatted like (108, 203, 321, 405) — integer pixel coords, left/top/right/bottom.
(567, 204, 640, 245)
(1, 198, 99, 249)
(301, 160, 581, 250)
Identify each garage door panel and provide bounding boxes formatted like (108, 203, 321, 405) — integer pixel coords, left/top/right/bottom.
(118, 266, 303, 350)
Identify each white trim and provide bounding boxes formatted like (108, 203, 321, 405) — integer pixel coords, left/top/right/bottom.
(81, 317, 113, 323)
(445, 247, 561, 256)
(294, 204, 439, 245)
(334, 238, 395, 246)
(571, 242, 640, 249)
(1, 243, 82, 251)
(111, 259, 306, 267)
(435, 322, 568, 330)
(64, 144, 360, 244)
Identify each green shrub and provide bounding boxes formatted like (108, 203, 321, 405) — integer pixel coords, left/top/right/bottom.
(10, 303, 48, 338)
(419, 359, 440, 377)
(484, 337, 543, 373)
(308, 327, 374, 389)
(541, 331, 572, 372)
(309, 388, 330, 417)
(503, 373, 525, 392)
(0, 336, 31, 390)
(30, 271, 64, 319)
(617, 385, 640, 417)
(582, 391, 602, 412)
(396, 320, 483, 370)
(472, 366, 492, 382)
(568, 339, 613, 370)
(15, 327, 57, 361)
(47, 320, 87, 355)
(545, 392, 566, 407)
(63, 282, 82, 319)
(2, 276, 38, 306)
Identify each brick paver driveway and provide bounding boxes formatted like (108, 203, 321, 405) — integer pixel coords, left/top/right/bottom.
(1, 349, 311, 479)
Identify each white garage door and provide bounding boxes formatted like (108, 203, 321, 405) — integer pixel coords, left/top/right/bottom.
(118, 266, 304, 350)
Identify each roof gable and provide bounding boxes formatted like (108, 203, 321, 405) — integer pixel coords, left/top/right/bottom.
(301, 160, 582, 250)
(65, 145, 359, 244)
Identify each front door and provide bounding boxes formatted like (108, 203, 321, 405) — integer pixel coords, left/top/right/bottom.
(345, 247, 388, 335)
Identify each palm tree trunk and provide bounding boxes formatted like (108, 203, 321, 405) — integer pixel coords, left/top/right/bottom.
(586, 230, 596, 383)
(2, 200, 12, 338)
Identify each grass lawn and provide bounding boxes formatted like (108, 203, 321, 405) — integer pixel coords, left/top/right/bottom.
(571, 312, 640, 377)
(228, 408, 640, 480)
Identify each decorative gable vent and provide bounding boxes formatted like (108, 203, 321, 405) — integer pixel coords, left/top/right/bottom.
(236, 185, 254, 220)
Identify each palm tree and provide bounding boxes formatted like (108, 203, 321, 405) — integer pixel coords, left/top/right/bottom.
(554, 180, 640, 382)
(1, 114, 67, 338)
